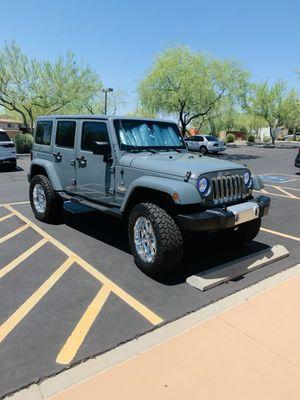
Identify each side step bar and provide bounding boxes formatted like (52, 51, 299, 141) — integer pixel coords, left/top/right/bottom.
(61, 194, 122, 218)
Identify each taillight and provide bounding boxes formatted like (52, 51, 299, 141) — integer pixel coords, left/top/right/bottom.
(298, 148, 300, 153)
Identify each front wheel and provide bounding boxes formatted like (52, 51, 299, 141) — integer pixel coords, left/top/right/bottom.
(200, 145, 208, 154)
(29, 175, 63, 222)
(128, 202, 183, 278)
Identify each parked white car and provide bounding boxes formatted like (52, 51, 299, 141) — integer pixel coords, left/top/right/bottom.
(185, 135, 226, 154)
(0, 129, 17, 169)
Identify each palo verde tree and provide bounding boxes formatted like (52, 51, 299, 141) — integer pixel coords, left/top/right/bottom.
(0, 42, 101, 132)
(138, 46, 249, 136)
(247, 80, 299, 145)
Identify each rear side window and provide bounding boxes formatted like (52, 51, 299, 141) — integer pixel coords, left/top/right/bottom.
(35, 121, 53, 145)
(81, 122, 109, 151)
(0, 131, 10, 142)
(55, 121, 76, 148)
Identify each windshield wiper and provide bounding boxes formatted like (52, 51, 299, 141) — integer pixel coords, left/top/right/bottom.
(159, 147, 182, 153)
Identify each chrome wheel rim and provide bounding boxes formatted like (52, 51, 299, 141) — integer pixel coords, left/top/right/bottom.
(134, 216, 157, 263)
(32, 184, 46, 213)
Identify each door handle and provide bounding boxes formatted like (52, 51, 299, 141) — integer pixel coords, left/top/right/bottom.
(53, 152, 62, 162)
(77, 156, 87, 168)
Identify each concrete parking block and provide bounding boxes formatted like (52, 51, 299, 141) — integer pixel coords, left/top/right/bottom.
(186, 244, 289, 291)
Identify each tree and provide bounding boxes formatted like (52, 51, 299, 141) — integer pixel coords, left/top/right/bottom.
(0, 42, 101, 132)
(247, 81, 299, 145)
(83, 88, 127, 115)
(138, 46, 249, 136)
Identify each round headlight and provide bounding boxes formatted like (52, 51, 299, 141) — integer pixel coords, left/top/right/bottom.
(198, 177, 209, 194)
(243, 171, 251, 186)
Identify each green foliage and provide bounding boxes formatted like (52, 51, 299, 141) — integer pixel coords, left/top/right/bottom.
(0, 42, 102, 131)
(263, 136, 271, 143)
(138, 46, 249, 135)
(226, 133, 236, 143)
(247, 134, 255, 143)
(246, 80, 299, 145)
(13, 133, 33, 153)
(80, 88, 127, 116)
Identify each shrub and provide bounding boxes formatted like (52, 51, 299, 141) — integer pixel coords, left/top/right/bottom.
(247, 134, 255, 143)
(13, 133, 33, 153)
(226, 133, 236, 143)
(263, 136, 271, 143)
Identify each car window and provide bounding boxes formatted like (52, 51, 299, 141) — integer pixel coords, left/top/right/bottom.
(196, 136, 204, 142)
(81, 122, 109, 151)
(0, 131, 10, 142)
(55, 121, 76, 148)
(35, 121, 53, 145)
(205, 135, 218, 142)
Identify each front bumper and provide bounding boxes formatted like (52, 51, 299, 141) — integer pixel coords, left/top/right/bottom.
(0, 157, 16, 164)
(209, 146, 226, 152)
(176, 195, 271, 232)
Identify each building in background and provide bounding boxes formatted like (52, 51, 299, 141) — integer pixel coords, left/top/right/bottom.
(0, 118, 22, 138)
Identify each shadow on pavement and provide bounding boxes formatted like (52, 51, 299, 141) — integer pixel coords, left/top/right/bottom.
(63, 210, 269, 286)
(0, 165, 23, 173)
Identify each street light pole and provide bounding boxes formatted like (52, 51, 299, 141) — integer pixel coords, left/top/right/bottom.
(101, 88, 113, 115)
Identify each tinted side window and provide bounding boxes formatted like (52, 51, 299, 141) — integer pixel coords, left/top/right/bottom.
(56, 121, 76, 148)
(35, 121, 53, 145)
(81, 122, 109, 151)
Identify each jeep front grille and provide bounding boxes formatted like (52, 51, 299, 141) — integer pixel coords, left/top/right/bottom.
(211, 175, 246, 204)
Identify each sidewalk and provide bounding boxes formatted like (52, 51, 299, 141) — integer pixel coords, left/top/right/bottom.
(50, 272, 300, 400)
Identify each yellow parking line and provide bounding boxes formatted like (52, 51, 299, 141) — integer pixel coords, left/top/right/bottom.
(0, 213, 14, 222)
(254, 189, 300, 200)
(274, 186, 299, 199)
(0, 257, 74, 344)
(5, 205, 163, 326)
(261, 227, 300, 242)
(56, 285, 111, 365)
(0, 224, 29, 245)
(265, 185, 300, 192)
(0, 201, 30, 207)
(0, 238, 48, 279)
(260, 173, 300, 179)
(77, 258, 163, 325)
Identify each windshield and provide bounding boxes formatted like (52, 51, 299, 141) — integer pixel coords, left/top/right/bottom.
(0, 131, 10, 142)
(205, 135, 218, 142)
(114, 120, 185, 151)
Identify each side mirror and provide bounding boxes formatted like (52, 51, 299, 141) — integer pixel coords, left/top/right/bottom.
(92, 141, 110, 155)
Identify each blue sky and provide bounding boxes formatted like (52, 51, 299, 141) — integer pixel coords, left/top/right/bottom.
(1, 0, 299, 112)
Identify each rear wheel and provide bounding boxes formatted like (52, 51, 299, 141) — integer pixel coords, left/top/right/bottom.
(128, 202, 183, 278)
(30, 175, 63, 222)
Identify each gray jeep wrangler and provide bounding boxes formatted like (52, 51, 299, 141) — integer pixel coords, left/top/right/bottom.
(29, 115, 270, 277)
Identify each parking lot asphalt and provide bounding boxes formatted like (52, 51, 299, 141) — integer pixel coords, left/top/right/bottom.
(0, 147, 299, 398)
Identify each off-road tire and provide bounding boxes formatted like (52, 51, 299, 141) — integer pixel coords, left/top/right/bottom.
(29, 174, 63, 222)
(227, 217, 261, 244)
(128, 202, 183, 278)
(200, 145, 208, 154)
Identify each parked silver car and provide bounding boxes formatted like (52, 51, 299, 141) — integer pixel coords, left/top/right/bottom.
(0, 129, 16, 169)
(185, 135, 226, 154)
